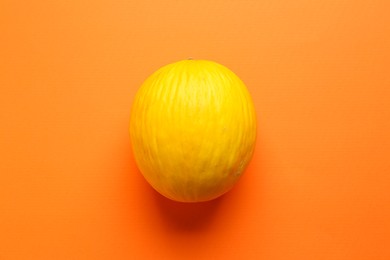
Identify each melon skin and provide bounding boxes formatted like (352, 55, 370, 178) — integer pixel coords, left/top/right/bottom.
(130, 60, 256, 202)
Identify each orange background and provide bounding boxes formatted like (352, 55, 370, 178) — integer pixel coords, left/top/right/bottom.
(1, 1, 390, 259)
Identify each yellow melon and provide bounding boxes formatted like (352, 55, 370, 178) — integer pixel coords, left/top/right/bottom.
(130, 59, 256, 202)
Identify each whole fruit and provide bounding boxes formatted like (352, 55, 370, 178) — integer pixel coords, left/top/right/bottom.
(130, 59, 256, 202)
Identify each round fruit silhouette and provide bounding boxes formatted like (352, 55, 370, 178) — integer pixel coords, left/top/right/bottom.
(130, 59, 256, 202)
